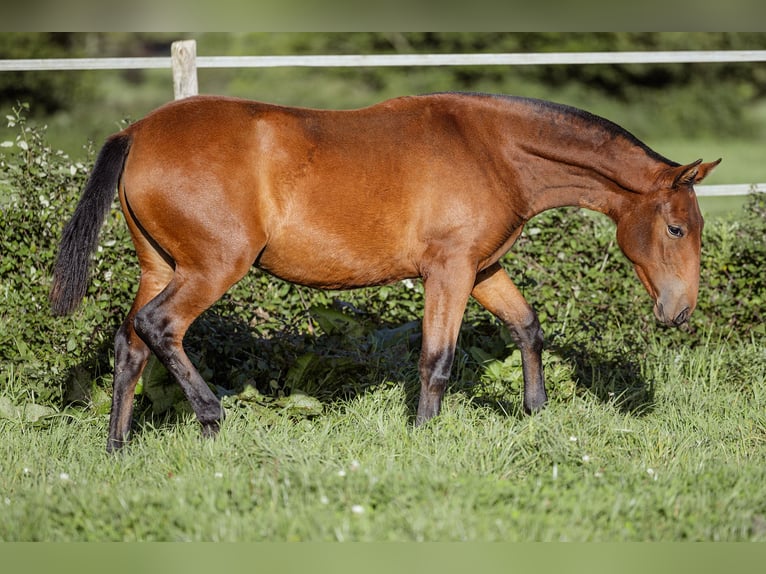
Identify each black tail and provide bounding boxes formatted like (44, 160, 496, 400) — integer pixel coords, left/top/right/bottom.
(50, 133, 132, 316)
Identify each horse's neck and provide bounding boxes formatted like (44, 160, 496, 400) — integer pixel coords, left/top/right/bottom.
(476, 100, 670, 219)
(495, 104, 670, 221)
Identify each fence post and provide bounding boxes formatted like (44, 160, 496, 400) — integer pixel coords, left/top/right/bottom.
(171, 40, 198, 99)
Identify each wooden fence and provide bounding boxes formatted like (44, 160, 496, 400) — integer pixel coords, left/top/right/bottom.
(2, 39, 764, 196)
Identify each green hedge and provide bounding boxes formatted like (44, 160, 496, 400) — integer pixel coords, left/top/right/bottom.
(1, 106, 764, 411)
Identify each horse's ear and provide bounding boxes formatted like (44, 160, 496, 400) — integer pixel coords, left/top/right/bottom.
(670, 158, 722, 188)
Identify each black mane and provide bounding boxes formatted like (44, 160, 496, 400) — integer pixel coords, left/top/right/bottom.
(430, 91, 679, 168)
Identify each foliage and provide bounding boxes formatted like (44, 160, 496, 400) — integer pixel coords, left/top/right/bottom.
(0, 105, 764, 423)
(1, 103, 766, 542)
(4, 32, 766, 158)
(196, 32, 766, 140)
(0, 34, 93, 115)
(697, 192, 766, 333)
(0, 104, 136, 406)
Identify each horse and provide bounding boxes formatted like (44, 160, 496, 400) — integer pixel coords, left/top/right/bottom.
(49, 92, 720, 452)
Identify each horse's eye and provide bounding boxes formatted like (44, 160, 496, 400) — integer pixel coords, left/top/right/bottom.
(667, 225, 684, 238)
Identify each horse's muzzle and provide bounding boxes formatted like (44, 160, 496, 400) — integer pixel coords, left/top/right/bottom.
(654, 302, 691, 327)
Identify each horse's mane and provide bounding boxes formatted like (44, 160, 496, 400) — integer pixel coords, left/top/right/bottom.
(430, 91, 680, 168)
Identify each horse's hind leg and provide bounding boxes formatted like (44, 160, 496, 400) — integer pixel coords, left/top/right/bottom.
(108, 216, 175, 452)
(132, 260, 252, 438)
(471, 263, 547, 413)
(108, 269, 172, 451)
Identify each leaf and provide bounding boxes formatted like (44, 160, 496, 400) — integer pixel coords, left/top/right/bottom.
(236, 384, 266, 403)
(139, 356, 183, 414)
(469, 346, 496, 365)
(0, 396, 56, 422)
(22, 403, 57, 422)
(372, 320, 420, 348)
(0, 396, 18, 419)
(15, 338, 34, 361)
(309, 305, 364, 337)
(276, 391, 323, 417)
(285, 353, 319, 389)
(90, 387, 112, 415)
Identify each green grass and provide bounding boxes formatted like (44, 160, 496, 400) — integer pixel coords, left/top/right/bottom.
(1, 81, 764, 542)
(1, 333, 765, 541)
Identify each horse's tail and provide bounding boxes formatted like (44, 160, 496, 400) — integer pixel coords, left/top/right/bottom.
(50, 133, 132, 316)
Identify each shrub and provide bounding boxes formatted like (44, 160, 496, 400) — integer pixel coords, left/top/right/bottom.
(697, 192, 766, 336)
(1, 106, 763, 413)
(0, 104, 136, 405)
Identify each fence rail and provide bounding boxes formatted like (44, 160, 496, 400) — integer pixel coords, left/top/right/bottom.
(4, 49, 766, 71)
(1, 40, 764, 197)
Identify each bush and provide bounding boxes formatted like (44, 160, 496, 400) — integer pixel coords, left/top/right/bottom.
(0, 104, 136, 405)
(1, 106, 764, 413)
(697, 192, 766, 335)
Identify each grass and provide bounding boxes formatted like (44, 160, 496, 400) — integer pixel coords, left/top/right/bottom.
(1, 68, 764, 542)
(1, 331, 765, 541)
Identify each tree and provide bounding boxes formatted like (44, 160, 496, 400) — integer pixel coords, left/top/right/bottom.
(0, 33, 90, 114)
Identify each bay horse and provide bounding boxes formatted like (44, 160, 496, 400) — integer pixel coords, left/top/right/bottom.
(49, 92, 720, 452)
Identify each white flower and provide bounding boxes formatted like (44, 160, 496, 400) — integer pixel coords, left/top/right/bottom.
(59, 472, 70, 481)
(320, 495, 329, 505)
(351, 504, 365, 515)
(569, 436, 578, 442)
(582, 455, 590, 463)
(337, 469, 346, 477)
(214, 472, 223, 479)
(349, 460, 361, 472)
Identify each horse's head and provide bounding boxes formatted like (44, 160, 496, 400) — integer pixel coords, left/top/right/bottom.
(616, 158, 721, 327)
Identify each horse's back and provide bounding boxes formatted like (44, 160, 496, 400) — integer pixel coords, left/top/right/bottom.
(118, 94, 521, 288)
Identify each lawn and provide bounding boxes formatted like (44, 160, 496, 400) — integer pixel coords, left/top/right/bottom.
(1, 329, 765, 541)
(1, 92, 764, 543)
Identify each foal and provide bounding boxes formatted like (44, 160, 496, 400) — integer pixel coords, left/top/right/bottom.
(50, 92, 719, 451)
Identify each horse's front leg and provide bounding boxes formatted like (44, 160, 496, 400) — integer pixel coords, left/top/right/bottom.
(471, 262, 547, 413)
(415, 261, 477, 425)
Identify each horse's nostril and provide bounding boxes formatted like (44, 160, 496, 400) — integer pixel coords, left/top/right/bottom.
(673, 307, 690, 326)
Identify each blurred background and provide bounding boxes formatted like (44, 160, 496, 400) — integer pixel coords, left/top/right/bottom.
(1, 32, 764, 192)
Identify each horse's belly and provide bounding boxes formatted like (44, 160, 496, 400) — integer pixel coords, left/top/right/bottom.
(256, 235, 418, 290)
